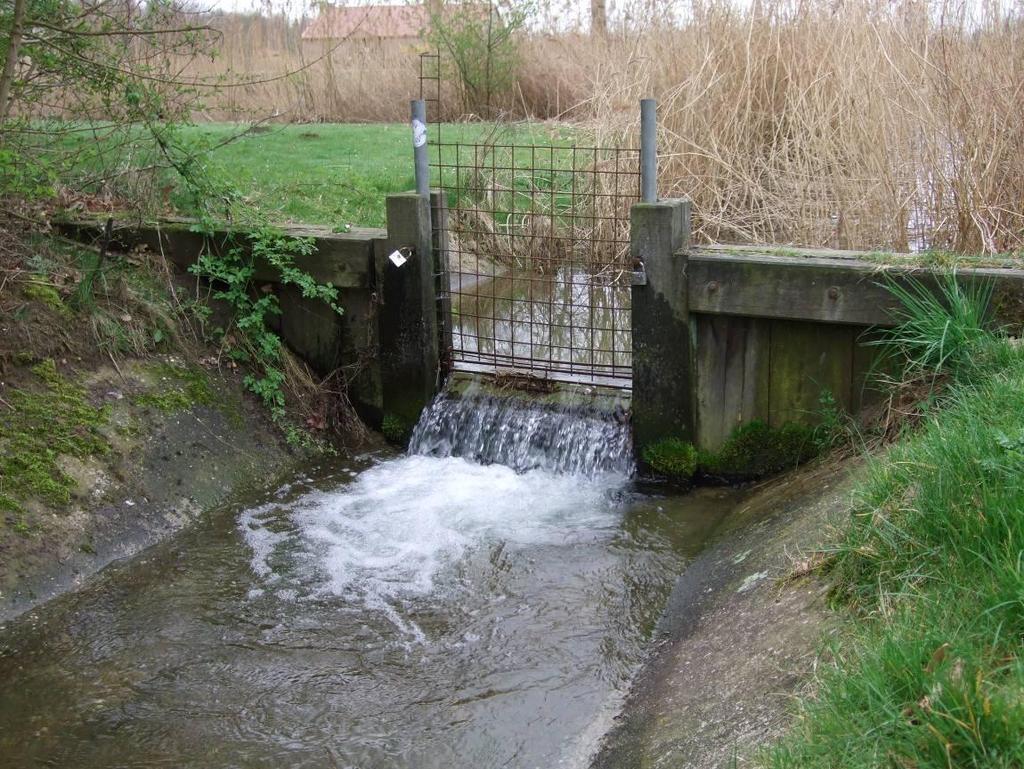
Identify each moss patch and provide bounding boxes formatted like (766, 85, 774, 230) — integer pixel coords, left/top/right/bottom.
(642, 421, 822, 484)
(21, 280, 69, 315)
(698, 420, 819, 481)
(0, 360, 110, 513)
(861, 248, 1024, 270)
(642, 438, 698, 482)
(132, 363, 215, 412)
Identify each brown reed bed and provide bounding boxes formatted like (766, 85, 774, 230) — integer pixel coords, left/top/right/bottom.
(150, 1, 1024, 254)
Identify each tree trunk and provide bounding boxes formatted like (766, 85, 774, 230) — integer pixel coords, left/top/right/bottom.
(0, 0, 29, 124)
(591, 0, 607, 36)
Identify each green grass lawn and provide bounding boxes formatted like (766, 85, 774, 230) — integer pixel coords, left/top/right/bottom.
(175, 122, 578, 228)
(44, 120, 579, 228)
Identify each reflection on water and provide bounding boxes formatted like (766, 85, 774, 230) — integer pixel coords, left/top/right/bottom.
(451, 267, 632, 383)
(0, 456, 740, 769)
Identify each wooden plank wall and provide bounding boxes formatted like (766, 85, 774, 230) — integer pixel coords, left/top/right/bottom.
(686, 249, 1024, 451)
(694, 314, 881, 451)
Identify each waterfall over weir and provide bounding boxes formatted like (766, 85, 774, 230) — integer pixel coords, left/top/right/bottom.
(408, 375, 633, 477)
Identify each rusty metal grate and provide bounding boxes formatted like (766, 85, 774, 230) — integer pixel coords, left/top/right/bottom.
(419, 55, 640, 389)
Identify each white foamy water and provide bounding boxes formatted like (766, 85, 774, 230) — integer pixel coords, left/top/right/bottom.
(409, 391, 633, 476)
(241, 455, 627, 635)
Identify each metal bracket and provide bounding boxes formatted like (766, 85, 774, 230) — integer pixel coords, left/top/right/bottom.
(631, 260, 648, 286)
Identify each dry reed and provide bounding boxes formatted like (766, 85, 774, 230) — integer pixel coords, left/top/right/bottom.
(185, 0, 1024, 253)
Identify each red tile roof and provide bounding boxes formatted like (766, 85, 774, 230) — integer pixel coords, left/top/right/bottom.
(302, 4, 430, 40)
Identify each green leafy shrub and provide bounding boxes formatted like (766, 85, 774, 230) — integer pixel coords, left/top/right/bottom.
(0, 0, 217, 207)
(188, 226, 341, 421)
(428, 0, 528, 115)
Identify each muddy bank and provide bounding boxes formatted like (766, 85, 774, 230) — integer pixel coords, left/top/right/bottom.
(593, 461, 859, 769)
(0, 358, 298, 623)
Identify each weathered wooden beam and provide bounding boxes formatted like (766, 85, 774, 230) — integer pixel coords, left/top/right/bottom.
(694, 315, 770, 452)
(687, 250, 1024, 327)
(374, 192, 440, 438)
(55, 218, 383, 289)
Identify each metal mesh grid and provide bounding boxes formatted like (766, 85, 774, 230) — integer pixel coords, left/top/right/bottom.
(418, 51, 442, 121)
(420, 56, 640, 388)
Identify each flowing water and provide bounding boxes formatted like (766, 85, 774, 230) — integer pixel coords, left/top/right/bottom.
(410, 387, 632, 476)
(0, 393, 741, 768)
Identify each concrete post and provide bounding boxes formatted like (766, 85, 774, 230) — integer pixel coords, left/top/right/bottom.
(631, 198, 694, 455)
(376, 192, 440, 439)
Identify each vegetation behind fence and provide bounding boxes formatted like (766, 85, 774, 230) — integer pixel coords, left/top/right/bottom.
(6, 0, 1023, 255)
(172, 0, 1024, 255)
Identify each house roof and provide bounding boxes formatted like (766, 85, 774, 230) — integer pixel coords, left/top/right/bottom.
(301, 4, 430, 40)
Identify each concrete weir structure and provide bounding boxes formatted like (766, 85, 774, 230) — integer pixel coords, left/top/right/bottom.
(58, 192, 441, 435)
(630, 200, 1024, 456)
(60, 195, 1024, 462)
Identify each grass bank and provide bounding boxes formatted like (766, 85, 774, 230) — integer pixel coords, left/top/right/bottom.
(0, 228, 310, 617)
(767, 287, 1024, 766)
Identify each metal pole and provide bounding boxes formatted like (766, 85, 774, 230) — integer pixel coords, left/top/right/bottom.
(411, 99, 429, 197)
(640, 98, 657, 203)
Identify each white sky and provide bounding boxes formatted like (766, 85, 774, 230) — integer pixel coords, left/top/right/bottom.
(203, 0, 691, 28)
(202, 0, 1000, 30)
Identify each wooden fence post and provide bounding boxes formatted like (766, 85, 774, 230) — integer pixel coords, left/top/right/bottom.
(376, 192, 441, 440)
(631, 198, 694, 457)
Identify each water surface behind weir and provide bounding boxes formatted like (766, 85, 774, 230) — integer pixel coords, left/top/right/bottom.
(0, 405, 742, 768)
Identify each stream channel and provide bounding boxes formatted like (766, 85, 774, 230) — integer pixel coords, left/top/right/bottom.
(0, 393, 744, 768)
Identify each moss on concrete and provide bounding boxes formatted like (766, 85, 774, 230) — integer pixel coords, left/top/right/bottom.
(699, 420, 818, 481)
(642, 438, 698, 482)
(592, 462, 855, 769)
(0, 360, 110, 514)
(861, 248, 1024, 270)
(132, 363, 215, 413)
(0, 232, 311, 622)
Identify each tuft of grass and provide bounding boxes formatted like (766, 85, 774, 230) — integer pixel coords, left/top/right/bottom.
(766, 274, 1024, 769)
(875, 271, 995, 376)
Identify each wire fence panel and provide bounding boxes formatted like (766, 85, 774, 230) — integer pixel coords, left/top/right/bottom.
(420, 55, 640, 389)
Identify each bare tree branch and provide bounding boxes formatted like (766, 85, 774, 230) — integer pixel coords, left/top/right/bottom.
(0, 0, 29, 123)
